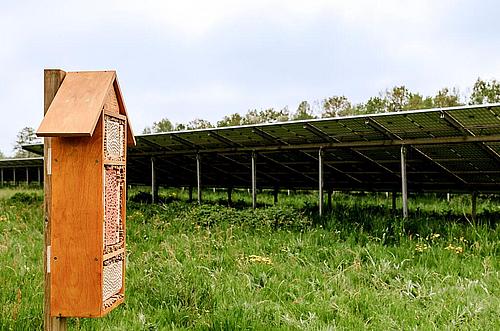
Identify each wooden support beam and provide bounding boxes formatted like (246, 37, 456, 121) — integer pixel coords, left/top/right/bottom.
(196, 153, 202, 205)
(401, 145, 408, 219)
(251, 152, 257, 209)
(43, 69, 67, 331)
(318, 148, 324, 217)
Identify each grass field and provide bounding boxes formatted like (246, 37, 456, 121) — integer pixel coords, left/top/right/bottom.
(0, 186, 499, 330)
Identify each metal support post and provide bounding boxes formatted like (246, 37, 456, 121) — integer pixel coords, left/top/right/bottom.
(273, 187, 279, 205)
(38, 167, 41, 185)
(13, 168, 16, 185)
(392, 191, 397, 213)
(319, 148, 324, 217)
(251, 151, 257, 209)
(188, 186, 193, 202)
(401, 145, 408, 219)
(151, 157, 158, 203)
(471, 191, 477, 223)
(26, 167, 29, 185)
(327, 190, 332, 211)
(227, 187, 232, 206)
(196, 153, 202, 205)
(1, 168, 3, 186)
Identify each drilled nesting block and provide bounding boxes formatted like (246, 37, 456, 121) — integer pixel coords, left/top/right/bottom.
(104, 165, 125, 252)
(104, 115, 125, 161)
(102, 253, 124, 307)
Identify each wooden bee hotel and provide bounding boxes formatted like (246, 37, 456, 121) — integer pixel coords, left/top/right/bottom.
(37, 70, 135, 318)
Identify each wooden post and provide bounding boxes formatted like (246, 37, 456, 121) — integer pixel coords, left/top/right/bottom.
(151, 157, 158, 203)
(43, 69, 67, 331)
(196, 153, 202, 205)
(471, 191, 477, 223)
(318, 148, 324, 217)
(38, 167, 41, 185)
(13, 168, 16, 185)
(447, 193, 451, 202)
(251, 151, 257, 209)
(26, 167, 29, 185)
(400, 145, 408, 219)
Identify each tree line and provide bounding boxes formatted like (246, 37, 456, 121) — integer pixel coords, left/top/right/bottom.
(142, 78, 500, 134)
(2, 78, 500, 158)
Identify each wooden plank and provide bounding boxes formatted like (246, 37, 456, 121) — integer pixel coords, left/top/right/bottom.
(103, 85, 120, 114)
(120, 118, 128, 307)
(38, 71, 115, 137)
(50, 118, 103, 317)
(101, 239, 124, 260)
(44, 69, 67, 331)
(112, 79, 136, 146)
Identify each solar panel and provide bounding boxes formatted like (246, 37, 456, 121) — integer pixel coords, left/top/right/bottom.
(19, 103, 500, 193)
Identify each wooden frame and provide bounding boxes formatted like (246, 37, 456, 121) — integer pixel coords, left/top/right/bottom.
(38, 70, 134, 319)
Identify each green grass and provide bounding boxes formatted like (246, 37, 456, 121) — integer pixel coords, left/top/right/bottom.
(0, 187, 499, 330)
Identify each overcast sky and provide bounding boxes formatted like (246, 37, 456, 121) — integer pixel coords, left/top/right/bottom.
(1, 0, 500, 156)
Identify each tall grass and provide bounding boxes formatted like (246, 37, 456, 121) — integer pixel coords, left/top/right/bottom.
(0, 188, 499, 330)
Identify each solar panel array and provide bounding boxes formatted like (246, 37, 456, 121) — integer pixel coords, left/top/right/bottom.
(12, 103, 500, 193)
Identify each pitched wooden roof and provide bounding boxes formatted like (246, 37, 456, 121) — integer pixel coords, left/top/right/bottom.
(37, 71, 135, 145)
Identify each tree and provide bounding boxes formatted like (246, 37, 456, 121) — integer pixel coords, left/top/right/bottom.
(143, 118, 189, 133)
(322, 96, 352, 117)
(469, 78, 500, 104)
(186, 119, 213, 130)
(384, 86, 411, 112)
(241, 108, 290, 125)
(217, 113, 243, 127)
(365, 96, 387, 114)
(406, 93, 433, 110)
(14, 127, 40, 158)
(434, 87, 462, 107)
(293, 101, 316, 120)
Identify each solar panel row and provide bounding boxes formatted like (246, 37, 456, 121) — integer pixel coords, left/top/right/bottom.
(12, 103, 500, 193)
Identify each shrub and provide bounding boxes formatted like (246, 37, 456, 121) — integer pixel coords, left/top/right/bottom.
(8, 192, 42, 204)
